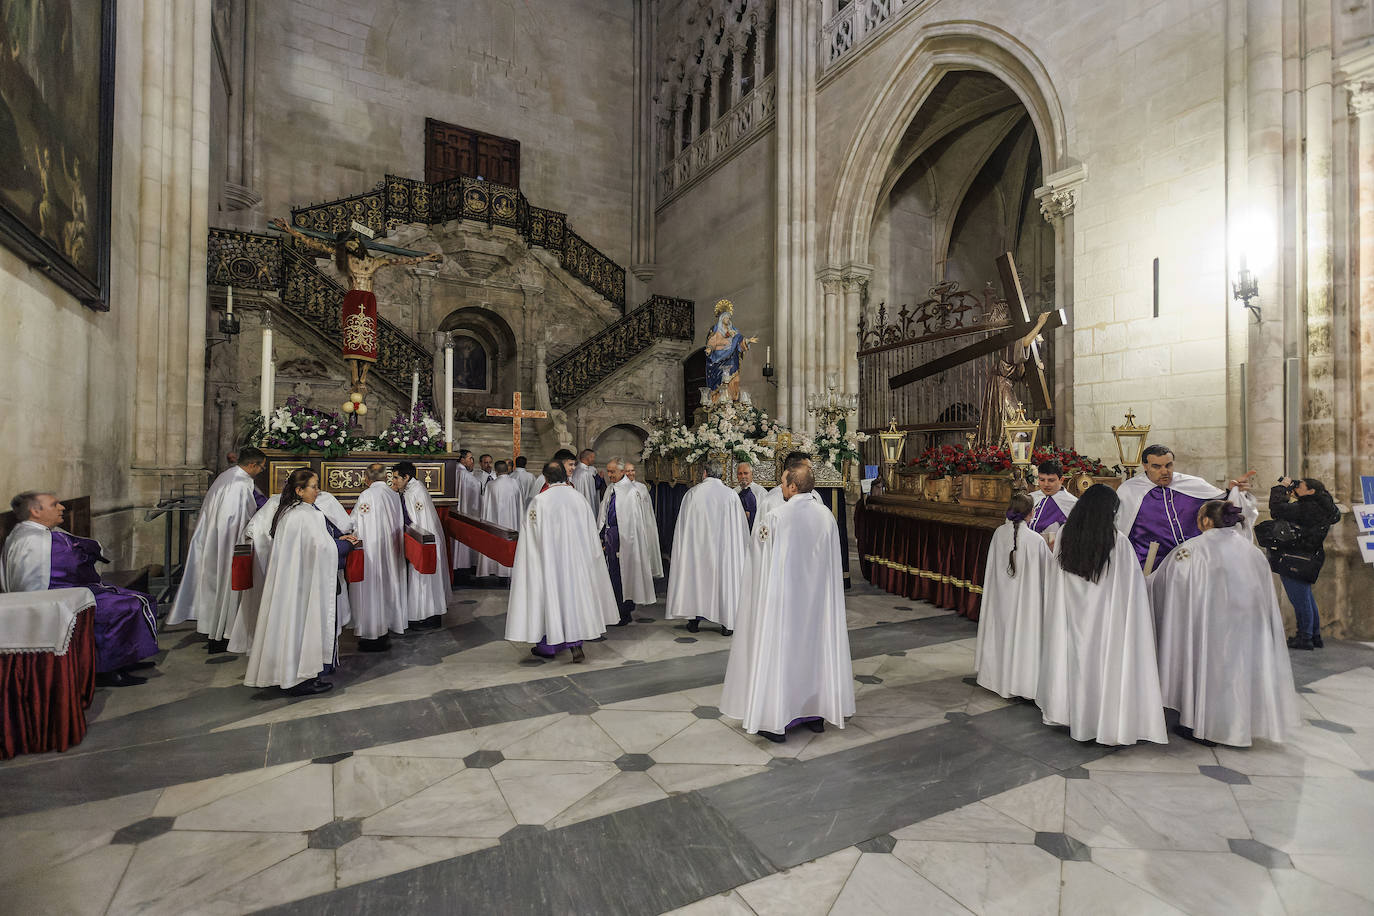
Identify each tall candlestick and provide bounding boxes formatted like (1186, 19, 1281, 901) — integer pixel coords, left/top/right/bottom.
(410, 367, 419, 413)
(226, 285, 233, 315)
(443, 336, 454, 450)
(259, 318, 273, 416)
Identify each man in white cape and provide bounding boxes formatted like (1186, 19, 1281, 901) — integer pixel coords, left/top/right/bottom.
(572, 448, 600, 510)
(1116, 444, 1256, 569)
(450, 451, 482, 579)
(391, 460, 449, 629)
(1026, 460, 1077, 549)
(1147, 502, 1301, 746)
(756, 451, 812, 529)
(528, 449, 577, 500)
(622, 461, 663, 579)
(665, 458, 752, 636)
(510, 456, 535, 508)
(734, 461, 767, 531)
(243, 473, 358, 696)
(599, 458, 658, 626)
(476, 460, 524, 580)
(476, 453, 497, 489)
(721, 465, 855, 742)
(166, 448, 268, 652)
(505, 459, 619, 662)
(348, 463, 408, 651)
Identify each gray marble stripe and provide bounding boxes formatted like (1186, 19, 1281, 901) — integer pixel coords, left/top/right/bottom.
(256, 793, 774, 916)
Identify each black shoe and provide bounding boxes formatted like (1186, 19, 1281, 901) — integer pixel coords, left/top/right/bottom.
(570, 646, 586, 664)
(530, 646, 555, 659)
(357, 634, 391, 652)
(206, 638, 230, 654)
(806, 720, 825, 734)
(1172, 724, 1217, 747)
(611, 616, 633, 628)
(1312, 633, 1324, 648)
(413, 615, 444, 630)
(686, 619, 699, 633)
(126, 660, 158, 670)
(1289, 636, 1315, 651)
(96, 670, 147, 687)
(758, 730, 786, 744)
(720, 627, 733, 637)
(284, 678, 334, 696)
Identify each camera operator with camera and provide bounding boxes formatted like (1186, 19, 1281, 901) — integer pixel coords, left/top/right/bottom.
(1261, 477, 1342, 650)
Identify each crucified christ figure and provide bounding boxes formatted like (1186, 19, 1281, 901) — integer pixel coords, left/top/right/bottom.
(271, 217, 442, 398)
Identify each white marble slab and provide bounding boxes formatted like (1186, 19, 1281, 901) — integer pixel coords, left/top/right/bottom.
(333, 754, 467, 819)
(361, 769, 515, 838)
(734, 846, 862, 916)
(891, 801, 1037, 844)
(1089, 848, 1287, 916)
(174, 762, 335, 833)
(981, 775, 1065, 833)
(0, 844, 133, 916)
(546, 771, 670, 829)
(651, 720, 775, 766)
(828, 852, 972, 916)
(335, 836, 496, 888)
(892, 839, 1061, 916)
(489, 758, 620, 824)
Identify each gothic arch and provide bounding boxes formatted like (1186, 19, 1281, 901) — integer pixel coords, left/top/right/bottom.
(824, 22, 1070, 268)
(437, 307, 518, 420)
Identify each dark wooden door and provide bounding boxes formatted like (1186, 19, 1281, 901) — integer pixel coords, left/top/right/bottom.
(425, 118, 521, 186)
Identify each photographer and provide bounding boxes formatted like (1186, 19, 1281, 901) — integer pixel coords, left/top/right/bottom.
(1267, 477, 1341, 650)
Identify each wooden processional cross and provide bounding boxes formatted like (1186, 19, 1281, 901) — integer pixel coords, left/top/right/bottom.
(486, 392, 547, 459)
(888, 252, 1065, 412)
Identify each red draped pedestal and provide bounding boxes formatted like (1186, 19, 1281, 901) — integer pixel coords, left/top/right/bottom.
(0, 608, 97, 760)
(440, 508, 519, 569)
(855, 497, 998, 621)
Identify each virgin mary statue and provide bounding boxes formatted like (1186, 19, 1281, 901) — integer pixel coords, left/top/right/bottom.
(705, 299, 758, 403)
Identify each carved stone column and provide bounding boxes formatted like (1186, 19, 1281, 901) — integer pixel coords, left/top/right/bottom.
(1303, 0, 1336, 485)
(669, 100, 683, 158)
(819, 269, 843, 386)
(630, 0, 656, 300)
(707, 63, 724, 126)
(1035, 164, 1085, 446)
(215, 388, 238, 466)
(1352, 81, 1374, 480)
(841, 265, 872, 399)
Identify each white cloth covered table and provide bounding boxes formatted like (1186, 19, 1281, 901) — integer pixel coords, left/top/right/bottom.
(0, 588, 96, 655)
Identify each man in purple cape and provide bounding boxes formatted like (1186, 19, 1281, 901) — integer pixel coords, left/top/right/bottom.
(3, 492, 160, 687)
(1027, 461, 1078, 538)
(1114, 445, 1257, 568)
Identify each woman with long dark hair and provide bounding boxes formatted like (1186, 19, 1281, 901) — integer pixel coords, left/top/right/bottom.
(1268, 477, 1341, 650)
(245, 469, 357, 696)
(1038, 484, 1166, 745)
(975, 493, 1051, 700)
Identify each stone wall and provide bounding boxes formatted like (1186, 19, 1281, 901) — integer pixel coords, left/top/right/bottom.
(242, 0, 635, 265)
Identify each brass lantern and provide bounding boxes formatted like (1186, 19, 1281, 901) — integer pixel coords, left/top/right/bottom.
(1111, 408, 1151, 477)
(878, 418, 906, 489)
(1002, 402, 1041, 469)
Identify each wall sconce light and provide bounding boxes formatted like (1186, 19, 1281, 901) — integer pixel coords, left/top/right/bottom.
(1232, 261, 1260, 323)
(761, 343, 776, 387)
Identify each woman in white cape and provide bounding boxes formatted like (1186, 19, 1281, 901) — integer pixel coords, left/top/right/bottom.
(243, 469, 357, 695)
(975, 493, 1051, 701)
(1038, 484, 1167, 745)
(1148, 500, 1301, 746)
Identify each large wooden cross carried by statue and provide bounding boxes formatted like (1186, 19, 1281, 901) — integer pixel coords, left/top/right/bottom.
(888, 252, 1064, 412)
(486, 392, 547, 458)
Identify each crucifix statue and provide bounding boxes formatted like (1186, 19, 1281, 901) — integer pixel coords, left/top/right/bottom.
(486, 392, 547, 459)
(889, 252, 1063, 447)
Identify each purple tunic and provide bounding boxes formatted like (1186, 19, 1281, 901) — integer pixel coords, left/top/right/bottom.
(739, 488, 758, 531)
(602, 491, 625, 609)
(47, 530, 159, 673)
(1028, 495, 1067, 533)
(1128, 486, 1208, 567)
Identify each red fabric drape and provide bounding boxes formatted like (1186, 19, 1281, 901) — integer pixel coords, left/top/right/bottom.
(0, 608, 97, 760)
(855, 505, 992, 621)
(442, 512, 518, 569)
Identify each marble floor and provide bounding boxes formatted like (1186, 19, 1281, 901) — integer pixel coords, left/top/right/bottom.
(2, 573, 1372, 916)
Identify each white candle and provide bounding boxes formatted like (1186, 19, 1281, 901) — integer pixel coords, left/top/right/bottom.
(226, 285, 233, 315)
(410, 368, 419, 413)
(443, 339, 454, 450)
(259, 324, 274, 416)
(765, 345, 771, 365)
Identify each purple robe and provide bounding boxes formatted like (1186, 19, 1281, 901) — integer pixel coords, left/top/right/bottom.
(601, 491, 627, 611)
(1028, 495, 1068, 533)
(739, 487, 758, 531)
(1128, 486, 1208, 567)
(47, 530, 159, 673)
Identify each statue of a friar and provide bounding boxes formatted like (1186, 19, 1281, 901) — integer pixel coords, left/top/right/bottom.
(271, 217, 442, 402)
(705, 298, 758, 404)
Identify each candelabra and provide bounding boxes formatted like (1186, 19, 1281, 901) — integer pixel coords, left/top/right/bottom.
(643, 393, 676, 429)
(806, 373, 859, 426)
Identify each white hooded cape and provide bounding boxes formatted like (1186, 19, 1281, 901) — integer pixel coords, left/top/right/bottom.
(403, 478, 450, 621)
(665, 477, 753, 627)
(1115, 473, 1257, 542)
(720, 491, 855, 733)
(476, 474, 524, 578)
(630, 480, 663, 576)
(572, 463, 600, 512)
(599, 477, 658, 605)
(450, 467, 483, 569)
(348, 481, 409, 639)
(1148, 528, 1301, 746)
(510, 467, 536, 508)
(505, 484, 619, 644)
(243, 502, 340, 689)
(757, 486, 786, 527)
(2, 520, 55, 592)
(167, 466, 262, 638)
(1038, 531, 1167, 745)
(975, 521, 1051, 700)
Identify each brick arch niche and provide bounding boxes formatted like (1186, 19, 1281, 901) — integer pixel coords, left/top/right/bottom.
(437, 307, 518, 422)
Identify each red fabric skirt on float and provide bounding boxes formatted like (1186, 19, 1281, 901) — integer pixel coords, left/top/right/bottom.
(341, 290, 380, 363)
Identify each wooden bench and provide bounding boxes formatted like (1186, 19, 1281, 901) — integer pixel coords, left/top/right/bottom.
(0, 496, 155, 593)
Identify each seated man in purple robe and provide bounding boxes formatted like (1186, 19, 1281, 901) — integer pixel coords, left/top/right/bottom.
(1114, 445, 1257, 569)
(3, 492, 160, 687)
(1027, 461, 1078, 548)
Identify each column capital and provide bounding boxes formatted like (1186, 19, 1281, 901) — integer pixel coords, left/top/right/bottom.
(1350, 81, 1374, 116)
(840, 261, 874, 288)
(1034, 163, 1087, 224)
(817, 266, 843, 293)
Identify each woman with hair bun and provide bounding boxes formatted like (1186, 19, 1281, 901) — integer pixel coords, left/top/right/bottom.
(975, 493, 1051, 700)
(1038, 484, 1167, 746)
(1148, 500, 1300, 746)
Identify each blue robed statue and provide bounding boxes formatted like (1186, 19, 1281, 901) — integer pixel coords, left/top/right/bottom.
(705, 299, 758, 403)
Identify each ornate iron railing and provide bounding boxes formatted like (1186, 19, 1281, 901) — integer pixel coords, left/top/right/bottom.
(820, 0, 932, 76)
(286, 174, 625, 309)
(206, 229, 433, 399)
(547, 295, 695, 409)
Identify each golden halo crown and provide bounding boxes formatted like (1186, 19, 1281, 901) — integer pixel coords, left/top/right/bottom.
(713, 298, 734, 317)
